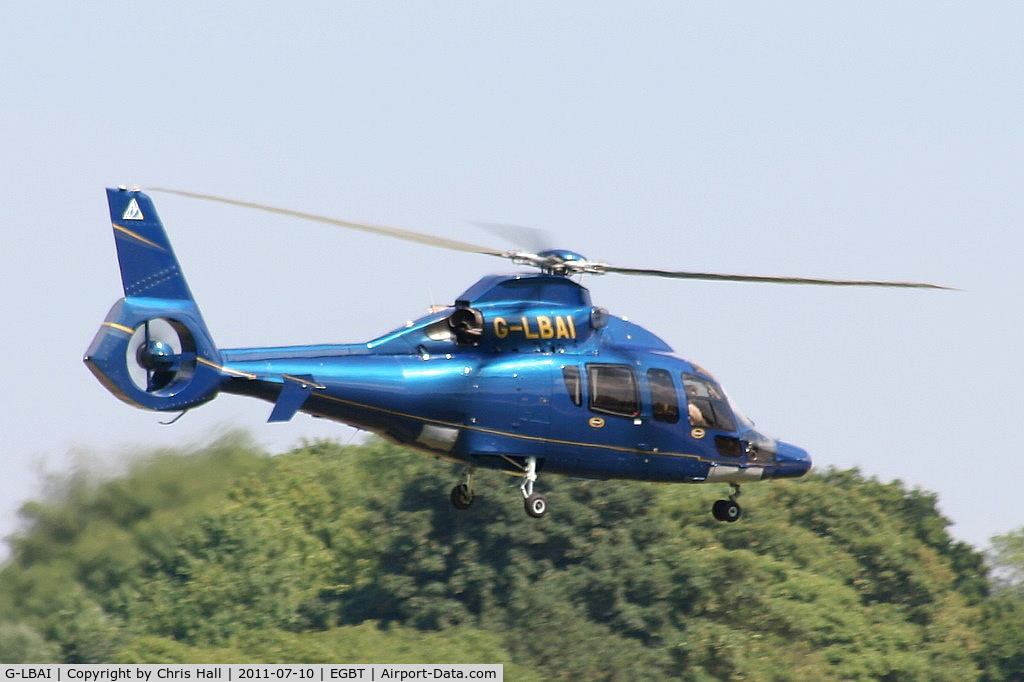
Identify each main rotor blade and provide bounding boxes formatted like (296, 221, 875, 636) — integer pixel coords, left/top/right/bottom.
(148, 187, 511, 258)
(474, 221, 554, 255)
(147, 188, 952, 290)
(600, 265, 954, 289)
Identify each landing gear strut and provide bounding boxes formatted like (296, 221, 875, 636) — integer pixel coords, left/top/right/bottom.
(711, 483, 742, 522)
(450, 458, 548, 517)
(520, 456, 548, 518)
(450, 467, 475, 510)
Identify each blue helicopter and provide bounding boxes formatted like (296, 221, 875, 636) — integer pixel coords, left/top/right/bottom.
(85, 187, 947, 521)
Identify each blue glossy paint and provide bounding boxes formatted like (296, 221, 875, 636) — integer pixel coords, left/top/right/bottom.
(85, 189, 811, 517)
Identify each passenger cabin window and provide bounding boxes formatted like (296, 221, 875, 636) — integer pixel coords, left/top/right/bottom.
(562, 366, 582, 406)
(647, 368, 680, 423)
(683, 373, 737, 432)
(587, 364, 639, 418)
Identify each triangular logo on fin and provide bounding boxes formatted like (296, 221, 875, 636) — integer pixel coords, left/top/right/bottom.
(122, 198, 144, 221)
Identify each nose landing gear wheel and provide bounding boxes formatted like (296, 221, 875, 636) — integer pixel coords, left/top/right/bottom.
(712, 499, 741, 522)
(711, 483, 742, 522)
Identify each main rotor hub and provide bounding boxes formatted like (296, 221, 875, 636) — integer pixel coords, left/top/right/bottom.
(534, 249, 592, 276)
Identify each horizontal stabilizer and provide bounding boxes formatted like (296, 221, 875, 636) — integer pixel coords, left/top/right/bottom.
(268, 374, 323, 422)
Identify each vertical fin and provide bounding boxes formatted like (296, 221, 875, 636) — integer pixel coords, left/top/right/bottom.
(106, 187, 195, 300)
(85, 188, 222, 412)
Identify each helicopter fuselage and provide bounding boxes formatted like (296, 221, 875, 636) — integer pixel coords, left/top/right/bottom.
(85, 188, 812, 521)
(215, 273, 811, 485)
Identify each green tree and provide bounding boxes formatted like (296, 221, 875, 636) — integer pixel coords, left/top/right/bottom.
(0, 435, 1014, 679)
(976, 526, 1024, 680)
(988, 527, 1024, 598)
(0, 622, 60, 663)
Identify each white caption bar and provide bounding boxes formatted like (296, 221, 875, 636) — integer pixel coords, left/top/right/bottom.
(1, 666, 502, 682)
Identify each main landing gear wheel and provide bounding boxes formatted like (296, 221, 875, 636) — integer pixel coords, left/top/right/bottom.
(524, 493, 548, 518)
(450, 483, 474, 510)
(711, 483, 742, 523)
(450, 468, 476, 511)
(520, 456, 548, 518)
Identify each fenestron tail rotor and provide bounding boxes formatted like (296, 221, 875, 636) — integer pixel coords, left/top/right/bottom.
(148, 187, 952, 290)
(126, 318, 197, 394)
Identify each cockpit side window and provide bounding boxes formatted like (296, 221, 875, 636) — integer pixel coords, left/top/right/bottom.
(562, 365, 582, 406)
(682, 373, 737, 432)
(587, 364, 639, 418)
(647, 368, 680, 423)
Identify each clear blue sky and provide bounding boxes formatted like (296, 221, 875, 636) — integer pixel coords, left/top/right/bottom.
(1, 2, 1020, 551)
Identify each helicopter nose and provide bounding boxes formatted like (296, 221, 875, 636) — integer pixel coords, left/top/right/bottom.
(773, 440, 812, 479)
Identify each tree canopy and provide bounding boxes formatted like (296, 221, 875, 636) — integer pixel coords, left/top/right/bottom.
(1, 433, 1020, 680)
